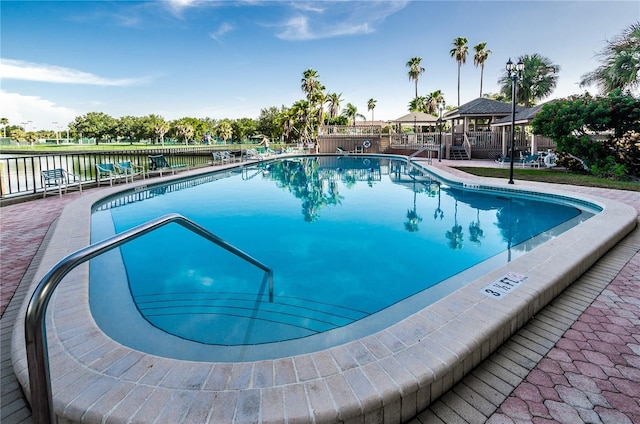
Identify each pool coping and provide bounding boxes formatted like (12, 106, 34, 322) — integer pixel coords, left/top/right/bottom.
(11, 157, 638, 424)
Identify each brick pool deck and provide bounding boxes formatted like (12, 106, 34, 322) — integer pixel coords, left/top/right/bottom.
(1, 159, 638, 423)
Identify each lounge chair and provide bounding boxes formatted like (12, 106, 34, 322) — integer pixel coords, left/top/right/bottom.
(520, 154, 540, 168)
(115, 161, 145, 182)
(148, 155, 188, 177)
(496, 154, 519, 167)
(96, 163, 123, 186)
(211, 152, 224, 165)
(41, 168, 83, 198)
(221, 151, 238, 163)
(243, 148, 263, 161)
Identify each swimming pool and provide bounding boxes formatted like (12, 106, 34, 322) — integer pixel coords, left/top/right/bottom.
(14, 154, 637, 424)
(90, 156, 594, 361)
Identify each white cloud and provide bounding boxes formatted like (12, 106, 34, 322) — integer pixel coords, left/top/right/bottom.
(274, 1, 409, 41)
(0, 59, 151, 86)
(210, 22, 234, 42)
(277, 16, 313, 41)
(0, 90, 78, 130)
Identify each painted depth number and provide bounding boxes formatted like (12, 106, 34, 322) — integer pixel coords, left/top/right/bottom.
(480, 272, 528, 299)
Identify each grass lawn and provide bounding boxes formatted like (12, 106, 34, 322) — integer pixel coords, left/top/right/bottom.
(453, 167, 640, 192)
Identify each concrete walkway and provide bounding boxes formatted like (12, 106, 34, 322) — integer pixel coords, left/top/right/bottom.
(1, 161, 638, 424)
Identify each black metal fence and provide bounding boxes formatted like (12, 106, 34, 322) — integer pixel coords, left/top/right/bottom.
(0, 148, 228, 198)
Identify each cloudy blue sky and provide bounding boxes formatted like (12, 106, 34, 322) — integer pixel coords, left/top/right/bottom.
(1, 1, 637, 131)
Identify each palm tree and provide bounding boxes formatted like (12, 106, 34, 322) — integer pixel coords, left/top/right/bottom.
(325, 92, 343, 120)
(341, 103, 365, 126)
(406, 57, 425, 100)
(450, 37, 469, 106)
(1, 117, 8, 138)
(174, 123, 194, 144)
(216, 120, 233, 144)
(425, 90, 445, 115)
(580, 22, 640, 94)
(367, 98, 377, 121)
(498, 54, 560, 107)
(278, 107, 296, 142)
(301, 69, 321, 100)
(300, 69, 326, 140)
(149, 115, 168, 145)
(473, 42, 492, 97)
(289, 99, 315, 144)
(408, 96, 427, 113)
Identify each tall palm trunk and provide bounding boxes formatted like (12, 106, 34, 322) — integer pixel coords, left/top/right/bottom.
(457, 62, 461, 106)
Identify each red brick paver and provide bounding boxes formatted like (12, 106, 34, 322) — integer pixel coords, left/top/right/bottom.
(0, 193, 83, 316)
(489, 233, 640, 424)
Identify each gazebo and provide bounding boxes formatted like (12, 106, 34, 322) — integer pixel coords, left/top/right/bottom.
(444, 97, 522, 133)
(492, 103, 556, 155)
(390, 111, 439, 133)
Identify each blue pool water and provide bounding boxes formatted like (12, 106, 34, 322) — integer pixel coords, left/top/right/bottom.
(90, 156, 594, 361)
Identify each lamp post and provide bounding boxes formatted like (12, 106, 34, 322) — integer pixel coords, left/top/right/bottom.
(506, 58, 524, 184)
(437, 100, 445, 162)
(52, 121, 59, 144)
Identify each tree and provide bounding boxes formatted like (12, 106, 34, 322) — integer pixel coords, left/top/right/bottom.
(173, 122, 194, 144)
(473, 42, 492, 97)
(325, 92, 343, 120)
(10, 127, 25, 142)
(408, 96, 427, 113)
(257, 106, 283, 141)
(406, 57, 425, 100)
(531, 89, 640, 178)
(341, 103, 365, 126)
(367, 98, 377, 121)
(215, 120, 233, 143)
(278, 107, 297, 143)
(482, 92, 507, 102)
(580, 22, 640, 95)
(147, 115, 168, 145)
(0, 117, 8, 138)
(231, 117, 258, 142)
(301, 69, 322, 100)
(116, 115, 145, 144)
(70, 112, 117, 144)
(299, 69, 325, 141)
(425, 90, 445, 115)
(309, 89, 326, 136)
(498, 54, 560, 108)
(450, 37, 468, 106)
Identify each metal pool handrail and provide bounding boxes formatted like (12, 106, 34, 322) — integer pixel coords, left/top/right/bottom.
(24, 213, 274, 424)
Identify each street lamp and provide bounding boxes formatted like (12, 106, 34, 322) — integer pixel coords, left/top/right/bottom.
(437, 100, 445, 162)
(52, 121, 59, 144)
(506, 58, 524, 184)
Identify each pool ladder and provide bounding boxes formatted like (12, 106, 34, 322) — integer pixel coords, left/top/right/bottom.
(23, 213, 274, 424)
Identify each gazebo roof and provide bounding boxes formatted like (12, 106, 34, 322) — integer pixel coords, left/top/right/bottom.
(391, 111, 439, 124)
(492, 102, 550, 127)
(445, 97, 524, 119)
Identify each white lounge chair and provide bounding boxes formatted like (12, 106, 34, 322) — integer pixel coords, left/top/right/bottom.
(42, 168, 84, 198)
(96, 163, 124, 186)
(115, 161, 145, 182)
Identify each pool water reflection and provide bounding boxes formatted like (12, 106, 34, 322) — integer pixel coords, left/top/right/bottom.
(90, 156, 593, 361)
